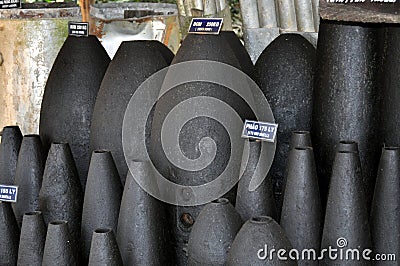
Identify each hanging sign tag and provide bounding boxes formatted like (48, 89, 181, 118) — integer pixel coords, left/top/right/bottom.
(68, 22, 89, 37)
(188, 18, 223, 34)
(0, 0, 21, 9)
(241, 120, 278, 142)
(0, 185, 18, 203)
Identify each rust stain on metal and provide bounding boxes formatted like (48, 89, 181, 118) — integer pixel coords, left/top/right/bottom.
(90, 19, 105, 38)
(162, 16, 179, 52)
(180, 213, 194, 227)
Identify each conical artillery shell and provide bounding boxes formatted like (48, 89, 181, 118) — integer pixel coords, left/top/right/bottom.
(116, 161, 173, 265)
(321, 150, 372, 265)
(236, 139, 277, 221)
(312, 20, 381, 210)
(17, 211, 46, 266)
(370, 147, 400, 264)
(0, 201, 20, 266)
(42, 220, 77, 266)
(280, 147, 322, 266)
(88, 228, 123, 266)
(12, 134, 46, 228)
(279, 130, 313, 214)
(38, 142, 83, 257)
(0, 125, 22, 185)
(81, 150, 123, 263)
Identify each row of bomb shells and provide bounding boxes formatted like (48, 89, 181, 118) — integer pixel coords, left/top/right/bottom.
(1, 125, 398, 265)
(16, 211, 121, 265)
(0, 32, 253, 265)
(36, 31, 262, 266)
(0, 128, 160, 265)
(2, 19, 399, 265)
(187, 132, 400, 265)
(34, 21, 399, 265)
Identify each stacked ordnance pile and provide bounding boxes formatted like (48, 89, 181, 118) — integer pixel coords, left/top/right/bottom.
(0, 19, 399, 266)
(239, 0, 319, 62)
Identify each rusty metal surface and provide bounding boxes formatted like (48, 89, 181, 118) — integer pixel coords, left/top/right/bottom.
(319, 1, 400, 23)
(90, 3, 180, 57)
(0, 3, 80, 19)
(0, 5, 81, 135)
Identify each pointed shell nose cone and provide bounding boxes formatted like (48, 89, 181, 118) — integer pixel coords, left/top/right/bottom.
(370, 147, 400, 263)
(17, 211, 46, 266)
(39, 142, 83, 256)
(81, 150, 122, 263)
(0, 125, 23, 185)
(321, 150, 372, 264)
(12, 134, 46, 228)
(88, 228, 123, 266)
(42, 220, 77, 265)
(280, 147, 322, 266)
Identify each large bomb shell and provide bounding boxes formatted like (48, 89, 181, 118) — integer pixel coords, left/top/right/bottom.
(89, 41, 173, 185)
(39, 35, 110, 189)
(254, 34, 316, 207)
(312, 20, 381, 209)
(148, 33, 275, 265)
(188, 198, 243, 265)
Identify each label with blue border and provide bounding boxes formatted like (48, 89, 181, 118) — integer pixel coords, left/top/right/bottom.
(68, 22, 89, 37)
(241, 120, 278, 142)
(0, 185, 18, 203)
(0, 0, 21, 9)
(188, 18, 223, 34)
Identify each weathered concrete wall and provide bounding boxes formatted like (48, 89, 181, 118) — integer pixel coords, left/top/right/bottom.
(0, 6, 81, 135)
